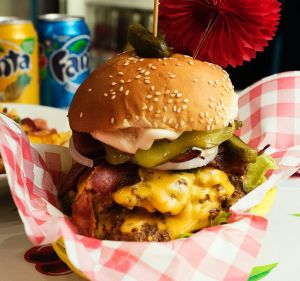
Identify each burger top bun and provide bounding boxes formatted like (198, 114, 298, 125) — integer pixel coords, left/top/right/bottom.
(68, 52, 238, 133)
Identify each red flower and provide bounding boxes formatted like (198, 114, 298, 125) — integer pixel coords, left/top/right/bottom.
(159, 0, 281, 67)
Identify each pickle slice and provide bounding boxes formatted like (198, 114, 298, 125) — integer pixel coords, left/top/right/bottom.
(134, 126, 235, 168)
(104, 145, 131, 165)
(128, 23, 170, 58)
(224, 135, 257, 163)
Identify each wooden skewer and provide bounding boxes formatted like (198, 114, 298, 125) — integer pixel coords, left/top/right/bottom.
(153, 0, 159, 37)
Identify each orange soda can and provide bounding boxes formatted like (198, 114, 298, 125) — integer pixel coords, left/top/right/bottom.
(0, 17, 39, 104)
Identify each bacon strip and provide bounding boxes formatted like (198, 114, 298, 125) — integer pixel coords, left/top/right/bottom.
(85, 163, 140, 196)
(59, 163, 90, 195)
(71, 191, 96, 236)
(72, 130, 104, 158)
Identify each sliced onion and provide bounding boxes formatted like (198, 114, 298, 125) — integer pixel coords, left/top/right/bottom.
(69, 137, 94, 168)
(155, 146, 218, 170)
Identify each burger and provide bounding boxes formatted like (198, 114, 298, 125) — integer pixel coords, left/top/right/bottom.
(62, 52, 276, 242)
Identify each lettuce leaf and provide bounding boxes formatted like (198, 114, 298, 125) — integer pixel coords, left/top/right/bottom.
(244, 154, 277, 193)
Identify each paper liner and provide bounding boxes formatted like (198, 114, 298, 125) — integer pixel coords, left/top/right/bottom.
(1, 72, 300, 281)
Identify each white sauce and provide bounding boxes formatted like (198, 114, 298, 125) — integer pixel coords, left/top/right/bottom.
(91, 128, 183, 154)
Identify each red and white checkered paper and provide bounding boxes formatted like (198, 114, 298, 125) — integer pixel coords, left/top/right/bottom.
(1, 72, 300, 281)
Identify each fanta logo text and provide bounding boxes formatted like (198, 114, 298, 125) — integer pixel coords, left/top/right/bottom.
(0, 50, 30, 77)
(51, 50, 89, 84)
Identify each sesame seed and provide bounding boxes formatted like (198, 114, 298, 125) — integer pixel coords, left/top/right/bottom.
(135, 75, 141, 79)
(123, 62, 129, 66)
(123, 119, 129, 127)
(127, 79, 132, 83)
(215, 80, 219, 85)
(165, 90, 171, 95)
(88, 88, 92, 92)
(150, 86, 155, 91)
(155, 91, 161, 96)
(119, 86, 124, 92)
(158, 59, 162, 62)
(139, 58, 144, 62)
(163, 62, 167, 66)
(151, 66, 156, 70)
(144, 80, 151, 84)
(207, 125, 211, 130)
(167, 99, 173, 104)
(176, 93, 182, 98)
(154, 97, 159, 102)
(189, 60, 194, 65)
(148, 64, 152, 68)
(110, 91, 116, 95)
(193, 79, 198, 83)
(163, 57, 168, 60)
(104, 93, 108, 97)
(109, 75, 113, 78)
(149, 105, 154, 112)
(129, 57, 135, 61)
(176, 63, 181, 66)
(163, 106, 168, 112)
(145, 71, 150, 76)
(111, 117, 115, 124)
(138, 67, 143, 71)
(184, 55, 191, 58)
(175, 123, 179, 129)
(171, 93, 176, 98)
(111, 82, 117, 86)
(190, 118, 194, 122)
(125, 90, 130, 96)
(80, 112, 83, 118)
(177, 108, 181, 113)
(168, 118, 173, 125)
(200, 112, 205, 118)
(142, 104, 148, 110)
(208, 80, 213, 85)
(169, 74, 176, 79)
(110, 89, 114, 92)
(120, 80, 125, 84)
(144, 76, 150, 80)
(140, 69, 145, 74)
(200, 120, 205, 124)
(183, 99, 189, 103)
(156, 109, 161, 114)
(205, 112, 209, 117)
(135, 115, 140, 120)
(111, 95, 116, 100)
(146, 95, 153, 99)
(181, 121, 185, 126)
(209, 97, 215, 101)
(182, 105, 188, 110)
(118, 72, 124, 76)
(173, 105, 177, 112)
(209, 104, 214, 109)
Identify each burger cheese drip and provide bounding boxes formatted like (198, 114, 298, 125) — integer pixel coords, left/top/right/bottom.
(110, 167, 234, 240)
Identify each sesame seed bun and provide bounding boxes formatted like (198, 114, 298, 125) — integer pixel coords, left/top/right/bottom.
(68, 52, 238, 133)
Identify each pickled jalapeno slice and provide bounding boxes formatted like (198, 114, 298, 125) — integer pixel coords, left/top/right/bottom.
(104, 144, 131, 165)
(134, 126, 235, 168)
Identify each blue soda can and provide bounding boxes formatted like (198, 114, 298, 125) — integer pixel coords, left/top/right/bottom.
(38, 14, 90, 108)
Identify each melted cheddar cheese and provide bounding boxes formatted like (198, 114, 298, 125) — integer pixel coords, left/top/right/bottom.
(112, 167, 235, 239)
